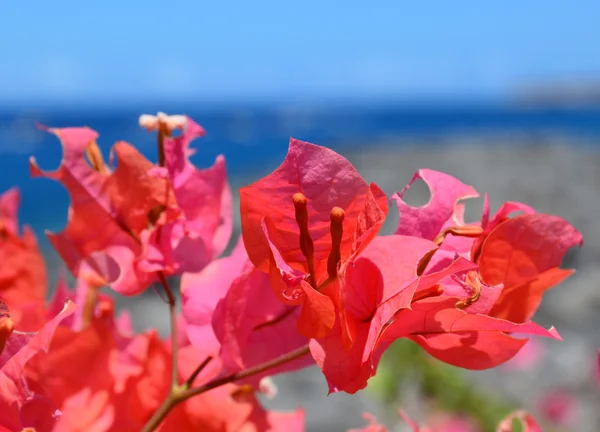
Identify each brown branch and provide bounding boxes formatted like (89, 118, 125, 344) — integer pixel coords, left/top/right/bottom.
(141, 345, 310, 432)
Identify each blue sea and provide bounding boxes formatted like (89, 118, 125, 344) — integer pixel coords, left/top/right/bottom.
(1, 102, 600, 254)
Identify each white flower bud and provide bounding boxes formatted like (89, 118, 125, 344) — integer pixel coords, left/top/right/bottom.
(139, 112, 187, 132)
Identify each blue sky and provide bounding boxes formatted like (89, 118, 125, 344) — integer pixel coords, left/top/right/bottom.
(1, 1, 600, 105)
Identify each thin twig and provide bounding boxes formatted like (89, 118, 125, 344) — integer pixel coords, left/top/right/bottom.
(141, 345, 310, 432)
(182, 345, 310, 399)
(185, 356, 213, 388)
(156, 271, 178, 389)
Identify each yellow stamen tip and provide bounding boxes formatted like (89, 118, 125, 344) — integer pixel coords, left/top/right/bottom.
(330, 206, 345, 223)
(0, 317, 15, 356)
(84, 140, 106, 174)
(292, 192, 307, 207)
(327, 206, 345, 280)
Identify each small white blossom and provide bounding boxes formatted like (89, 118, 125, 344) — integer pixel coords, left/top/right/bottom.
(139, 112, 187, 132)
(258, 376, 278, 399)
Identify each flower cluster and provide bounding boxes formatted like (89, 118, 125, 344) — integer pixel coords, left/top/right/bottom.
(0, 113, 582, 431)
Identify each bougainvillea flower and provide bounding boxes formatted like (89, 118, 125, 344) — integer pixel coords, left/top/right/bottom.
(0, 188, 48, 330)
(25, 289, 178, 430)
(30, 115, 230, 295)
(52, 388, 115, 432)
(182, 237, 311, 384)
(20, 271, 175, 431)
(537, 389, 576, 426)
(240, 138, 388, 341)
(478, 213, 582, 323)
(211, 252, 312, 382)
(496, 410, 543, 432)
(181, 237, 250, 353)
(380, 295, 560, 371)
(393, 169, 479, 241)
(25, 268, 300, 431)
(138, 114, 232, 275)
(393, 169, 582, 323)
(0, 300, 75, 432)
(310, 235, 478, 393)
(30, 126, 169, 295)
(312, 230, 561, 393)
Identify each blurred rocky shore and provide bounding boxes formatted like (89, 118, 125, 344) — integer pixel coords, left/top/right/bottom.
(43, 133, 600, 431)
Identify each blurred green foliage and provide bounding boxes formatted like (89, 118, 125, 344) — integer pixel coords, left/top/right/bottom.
(369, 339, 520, 432)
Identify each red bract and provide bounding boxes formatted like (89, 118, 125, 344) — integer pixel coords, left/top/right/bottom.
(496, 410, 543, 432)
(30, 115, 231, 296)
(22, 271, 301, 431)
(380, 296, 560, 371)
(311, 231, 562, 393)
(393, 169, 478, 240)
(181, 237, 249, 353)
(138, 114, 232, 275)
(0, 300, 76, 432)
(310, 235, 477, 393)
(394, 169, 583, 324)
(19, 272, 175, 431)
(182, 237, 311, 384)
(0, 189, 47, 331)
(240, 138, 387, 341)
(30, 127, 168, 295)
(479, 214, 582, 323)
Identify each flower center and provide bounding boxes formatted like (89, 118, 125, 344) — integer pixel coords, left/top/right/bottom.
(455, 270, 483, 309)
(292, 192, 345, 289)
(139, 112, 186, 167)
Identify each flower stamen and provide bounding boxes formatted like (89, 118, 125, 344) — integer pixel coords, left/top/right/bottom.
(139, 112, 187, 167)
(84, 140, 106, 174)
(80, 271, 108, 328)
(327, 207, 345, 280)
(411, 284, 444, 303)
(0, 316, 14, 356)
(433, 225, 484, 246)
(416, 248, 439, 276)
(293, 193, 316, 288)
(455, 271, 482, 309)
